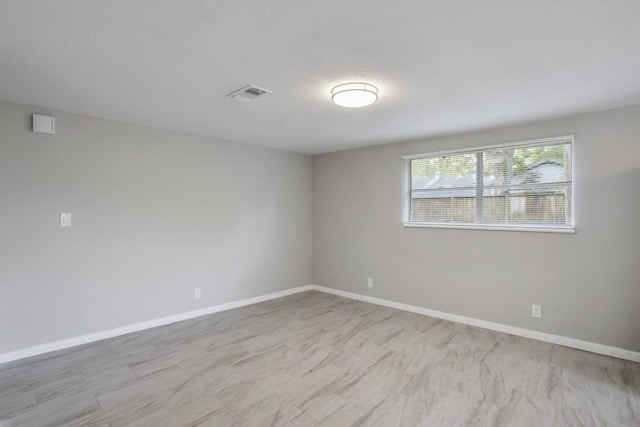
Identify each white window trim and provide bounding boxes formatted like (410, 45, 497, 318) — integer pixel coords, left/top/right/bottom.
(403, 223, 576, 233)
(402, 135, 576, 233)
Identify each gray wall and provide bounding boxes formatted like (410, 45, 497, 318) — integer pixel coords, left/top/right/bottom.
(313, 106, 640, 352)
(0, 101, 312, 354)
(3, 99, 639, 356)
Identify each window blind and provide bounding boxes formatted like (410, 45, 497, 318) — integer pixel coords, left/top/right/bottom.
(405, 137, 573, 230)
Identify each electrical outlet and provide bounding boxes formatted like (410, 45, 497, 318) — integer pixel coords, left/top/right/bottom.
(194, 288, 201, 300)
(531, 304, 542, 319)
(367, 278, 373, 288)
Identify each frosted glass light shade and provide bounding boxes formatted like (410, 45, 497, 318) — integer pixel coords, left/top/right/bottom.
(331, 82, 378, 108)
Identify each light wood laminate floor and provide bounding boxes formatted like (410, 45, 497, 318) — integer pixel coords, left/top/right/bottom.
(1, 291, 639, 426)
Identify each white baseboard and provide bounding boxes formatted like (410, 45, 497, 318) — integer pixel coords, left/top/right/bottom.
(308, 285, 640, 363)
(3, 283, 639, 365)
(0, 285, 313, 365)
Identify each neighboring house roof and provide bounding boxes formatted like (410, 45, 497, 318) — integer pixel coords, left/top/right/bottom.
(529, 159, 562, 168)
(412, 160, 567, 198)
(512, 160, 566, 185)
(412, 175, 477, 198)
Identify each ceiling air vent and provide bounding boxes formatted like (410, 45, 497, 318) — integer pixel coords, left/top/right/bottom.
(226, 85, 272, 103)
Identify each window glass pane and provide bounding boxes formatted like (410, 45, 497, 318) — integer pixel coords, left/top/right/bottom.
(483, 142, 571, 186)
(410, 153, 477, 224)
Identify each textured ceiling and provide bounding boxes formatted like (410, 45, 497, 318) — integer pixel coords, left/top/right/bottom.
(1, 1, 639, 154)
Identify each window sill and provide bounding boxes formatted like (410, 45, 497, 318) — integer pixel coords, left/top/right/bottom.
(402, 222, 576, 234)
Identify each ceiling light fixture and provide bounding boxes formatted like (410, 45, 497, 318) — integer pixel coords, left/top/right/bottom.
(331, 82, 378, 108)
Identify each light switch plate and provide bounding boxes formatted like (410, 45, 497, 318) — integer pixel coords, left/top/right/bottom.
(60, 213, 72, 227)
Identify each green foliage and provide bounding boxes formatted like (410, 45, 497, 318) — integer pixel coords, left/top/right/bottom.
(412, 143, 570, 184)
(486, 144, 568, 184)
(411, 153, 476, 177)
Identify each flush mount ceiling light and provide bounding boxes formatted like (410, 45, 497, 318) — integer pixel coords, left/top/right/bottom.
(331, 82, 378, 108)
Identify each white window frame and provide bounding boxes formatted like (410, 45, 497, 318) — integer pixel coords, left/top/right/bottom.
(402, 135, 575, 233)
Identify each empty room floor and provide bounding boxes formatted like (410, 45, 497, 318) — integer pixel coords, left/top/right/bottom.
(1, 291, 638, 426)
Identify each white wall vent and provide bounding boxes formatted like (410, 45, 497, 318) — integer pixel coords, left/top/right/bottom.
(32, 114, 55, 134)
(226, 85, 272, 103)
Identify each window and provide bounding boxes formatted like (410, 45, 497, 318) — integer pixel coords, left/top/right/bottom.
(403, 136, 574, 232)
